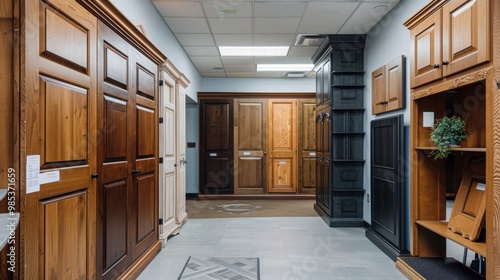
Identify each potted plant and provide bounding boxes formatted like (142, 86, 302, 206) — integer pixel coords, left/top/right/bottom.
(429, 115, 470, 160)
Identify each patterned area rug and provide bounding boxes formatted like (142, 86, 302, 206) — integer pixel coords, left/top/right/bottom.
(178, 257, 260, 280)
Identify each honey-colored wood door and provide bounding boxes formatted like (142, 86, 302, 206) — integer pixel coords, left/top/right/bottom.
(234, 99, 268, 194)
(298, 99, 316, 194)
(22, 0, 97, 278)
(410, 10, 442, 87)
(442, 0, 490, 77)
(268, 99, 297, 193)
(158, 68, 178, 244)
(372, 65, 386, 115)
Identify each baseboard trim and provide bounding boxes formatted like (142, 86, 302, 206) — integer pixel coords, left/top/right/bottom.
(186, 193, 198, 200)
(314, 203, 364, 227)
(198, 194, 316, 200)
(118, 241, 161, 280)
(365, 228, 411, 261)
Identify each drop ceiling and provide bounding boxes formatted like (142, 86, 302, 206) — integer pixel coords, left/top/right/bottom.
(151, 0, 401, 78)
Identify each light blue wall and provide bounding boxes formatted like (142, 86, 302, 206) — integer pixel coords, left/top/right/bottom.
(110, 0, 202, 101)
(363, 0, 428, 249)
(185, 103, 199, 193)
(202, 78, 315, 92)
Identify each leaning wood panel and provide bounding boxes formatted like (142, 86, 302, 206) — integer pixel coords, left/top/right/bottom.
(42, 191, 88, 279)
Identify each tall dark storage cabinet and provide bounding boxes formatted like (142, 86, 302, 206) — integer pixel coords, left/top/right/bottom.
(313, 35, 366, 227)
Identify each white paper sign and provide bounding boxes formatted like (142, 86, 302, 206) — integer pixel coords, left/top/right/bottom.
(423, 112, 435, 128)
(210, 153, 217, 157)
(26, 155, 40, 194)
(40, 171, 60, 185)
(476, 183, 486, 191)
(309, 152, 316, 156)
(243, 152, 251, 155)
(279, 161, 286, 164)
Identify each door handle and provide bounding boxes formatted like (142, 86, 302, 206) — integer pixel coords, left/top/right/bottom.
(132, 169, 141, 174)
(91, 173, 99, 179)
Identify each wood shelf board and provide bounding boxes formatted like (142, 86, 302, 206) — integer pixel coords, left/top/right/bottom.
(0, 189, 7, 201)
(0, 212, 19, 251)
(416, 220, 486, 256)
(415, 147, 486, 152)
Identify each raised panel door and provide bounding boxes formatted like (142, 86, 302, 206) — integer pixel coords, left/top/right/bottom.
(268, 99, 297, 193)
(372, 65, 386, 115)
(234, 99, 267, 194)
(158, 69, 177, 245)
(23, 1, 97, 279)
(298, 99, 316, 194)
(442, 0, 490, 76)
(199, 99, 233, 194)
(176, 83, 187, 224)
(410, 10, 442, 87)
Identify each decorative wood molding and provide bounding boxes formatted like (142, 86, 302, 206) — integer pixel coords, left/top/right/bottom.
(77, 0, 166, 65)
(198, 92, 315, 99)
(412, 68, 494, 100)
(160, 59, 190, 87)
(403, 0, 449, 29)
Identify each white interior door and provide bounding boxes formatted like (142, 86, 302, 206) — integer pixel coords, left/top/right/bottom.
(176, 83, 187, 224)
(159, 69, 178, 246)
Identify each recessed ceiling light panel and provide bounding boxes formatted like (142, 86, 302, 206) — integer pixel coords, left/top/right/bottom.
(257, 64, 314, 72)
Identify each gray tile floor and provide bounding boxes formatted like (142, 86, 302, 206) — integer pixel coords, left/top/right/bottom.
(138, 217, 407, 280)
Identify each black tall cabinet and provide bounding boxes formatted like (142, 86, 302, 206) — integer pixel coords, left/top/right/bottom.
(313, 35, 366, 227)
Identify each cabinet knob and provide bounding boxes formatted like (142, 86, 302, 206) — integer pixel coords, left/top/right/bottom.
(433, 64, 440, 68)
(91, 173, 99, 179)
(132, 169, 141, 174)
(442, 61, 449, 65)
(377, 101, 388, 105)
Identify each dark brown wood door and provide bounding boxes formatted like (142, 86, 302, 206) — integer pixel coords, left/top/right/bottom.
(97, 22, 159, 279)
(200, 99, 233, 194)
(23, 1, 98, 279)
(298, 99, 316, 194)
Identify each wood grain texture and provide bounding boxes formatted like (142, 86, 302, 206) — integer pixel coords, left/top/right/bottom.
(372, 65, 386, 114)
(488, 0, 500, 278)
(298, 99, 316, 194)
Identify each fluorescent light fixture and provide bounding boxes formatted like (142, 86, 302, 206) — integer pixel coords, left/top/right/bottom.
(285, 72, 306, 78)
(219, 46, 289, 56)
(257, 64, 314, 72)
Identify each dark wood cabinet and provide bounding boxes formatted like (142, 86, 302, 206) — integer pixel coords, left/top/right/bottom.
(313, 35, 366, 227)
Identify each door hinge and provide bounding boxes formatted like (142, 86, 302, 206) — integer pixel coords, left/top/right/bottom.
(159, 218, 163, 225)
(159, 80, 164, 86)
(159, 157, 163, 164)
(159, 117, 164, 123)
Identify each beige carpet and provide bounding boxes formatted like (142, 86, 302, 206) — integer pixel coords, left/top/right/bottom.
(186, 199, 317, 219)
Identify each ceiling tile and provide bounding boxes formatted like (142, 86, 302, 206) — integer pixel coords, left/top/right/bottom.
(203, 1, 252, 18)
(191, 56, 223, 72)
(152, 1, 204, 17)
(213, 34, 253, 46)
(164, 17, 210, 33)
(227, 72, 256, 77)
(223, 64, 255, 72)
(255, 18, 301, 34)
(184, 46, 220, 56)
(255, 2, 307, 18)
(175, 34, 215, 46)
(208, 18, 253, 33)
(254, 57, 288, 63)
(255, 72, 283, 78)
(254, 34, 295, 46)
(339, 2, 397, 34)
(221, 57, 255, 65)
(298, 2, 359, 34)
(201, 72, 227, 77)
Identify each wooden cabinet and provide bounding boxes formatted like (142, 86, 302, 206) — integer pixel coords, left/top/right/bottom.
(372, 56, 405, 115)
(408, 0, 490, 88)
(158, 61, 190, 246)
(16, 0, 167, 279)
(312, 35, 366, 227)
(400, 0, 500, 278)
(198, 94, 315, 196)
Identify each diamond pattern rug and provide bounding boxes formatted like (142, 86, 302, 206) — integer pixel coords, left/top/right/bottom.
(178, 257, 260, 280)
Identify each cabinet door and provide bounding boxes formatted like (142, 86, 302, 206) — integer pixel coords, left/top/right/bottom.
(372, 65, 386, 115)
(268, 99, 297, 193)
(442, 0, 490, 77)
(322, 60, 331, 105)
(410, 10, 442, 87)
(316, 66, 323, 106)
(234, 99, 267, 194)
(158, 70, 177, 243)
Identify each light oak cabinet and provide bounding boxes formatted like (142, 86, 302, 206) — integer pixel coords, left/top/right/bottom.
(408, 0, 490, 88)
(400, 0, 500, 278)
(372, 56, 404, 115)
